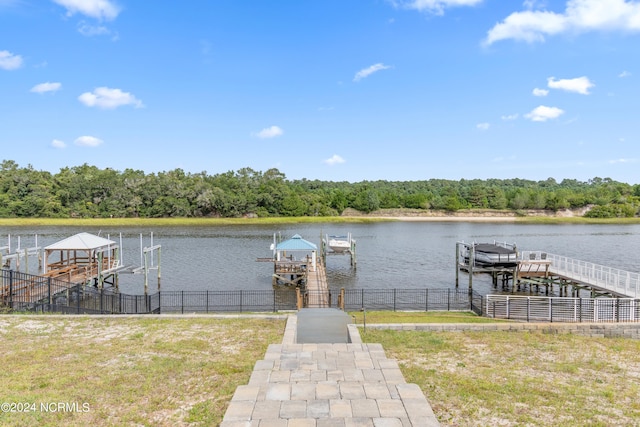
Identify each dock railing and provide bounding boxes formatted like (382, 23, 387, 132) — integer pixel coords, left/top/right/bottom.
(519, 251, 640, 298)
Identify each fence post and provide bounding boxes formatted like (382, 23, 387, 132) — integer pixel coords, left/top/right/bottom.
(76, 284, 81, 314)
(158, 291, 161, 314)
(447, 289, 451, 312)
(527, 297, 530, 322)
(100, 288, 104, 314)
(393, 289, 396, 312)
(8, 270, 13, 309)
(549, 297, 553, 323)
(48, 277, 52, 305)
(340, 288, 345, 310)
(206, 290, 209, 314)
(425, 289, 429, 312)
(181, 290, 184, 314)
(240, 290, 243, 313)
(578, 298, 582, 322)
(273, 290, 276, 313)
(361, 289, 364, 310)
(296, 288, 301, 310)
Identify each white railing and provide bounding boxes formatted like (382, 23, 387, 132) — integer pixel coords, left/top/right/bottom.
(486, 295, 639, 322)
(519, 251, 640, 299)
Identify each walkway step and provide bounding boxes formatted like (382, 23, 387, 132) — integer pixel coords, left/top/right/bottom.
(221, 317, 440, 426)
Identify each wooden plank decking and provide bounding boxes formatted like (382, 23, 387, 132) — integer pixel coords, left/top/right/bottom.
(305, 258, 330, 308)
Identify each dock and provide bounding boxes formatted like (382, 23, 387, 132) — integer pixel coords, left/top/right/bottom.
(301, 257, 330, 308)
(457, 243, 640, 299)
(268, 233, 358, 309)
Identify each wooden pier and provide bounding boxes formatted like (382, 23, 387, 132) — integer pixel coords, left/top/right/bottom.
(301, 257, 330, 308)
(1, 232, 126, 306)
(267, 233, 345, 309)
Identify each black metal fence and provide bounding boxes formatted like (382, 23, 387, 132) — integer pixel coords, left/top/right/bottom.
(486, 295, 640, 323)
(2, 269, 484, 315)
(341, 288, 483, 314)
(159, 290, 298, 313)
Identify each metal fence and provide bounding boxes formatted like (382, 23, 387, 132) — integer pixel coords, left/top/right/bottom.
(2, 269, 484, 315)
(159, 290, 298, 313)
(486, 295, 640, 323)
(341, 288, 483, 314)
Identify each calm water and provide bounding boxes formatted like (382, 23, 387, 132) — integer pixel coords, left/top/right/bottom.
(2, 222, 639, 296)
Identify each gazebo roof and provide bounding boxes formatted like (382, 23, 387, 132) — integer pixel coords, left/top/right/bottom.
(45, 232, 116, 251)
(276, 234, 317, 251)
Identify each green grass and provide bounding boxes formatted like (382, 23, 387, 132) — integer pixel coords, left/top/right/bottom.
(0, 215, 638, 227)
(0, 217, 390, 227)
(363, 329, 640, 426)
(0, 316, 286, 427)
(347, 310, 506, 324)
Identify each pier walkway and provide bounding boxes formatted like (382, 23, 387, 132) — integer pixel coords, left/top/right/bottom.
(305, 258, 330, 308)
(221, 315, 440, 426)
(519, 252, 640, 298)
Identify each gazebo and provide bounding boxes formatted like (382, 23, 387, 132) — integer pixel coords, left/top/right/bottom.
(274, 234, 317, 271)
(43, 232, 122, 288)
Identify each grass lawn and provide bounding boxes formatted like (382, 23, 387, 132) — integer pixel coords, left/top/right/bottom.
(0, 316, 285, 427)
(347, 310, 506, 324)
(362, 328, 640, 426)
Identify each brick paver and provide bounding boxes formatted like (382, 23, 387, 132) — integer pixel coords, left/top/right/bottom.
(220, 316, 440, 426)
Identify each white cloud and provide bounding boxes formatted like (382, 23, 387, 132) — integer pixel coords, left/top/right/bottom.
(324, 154, 346, 166)
(353, 63, 391, 82)
(52, 0, 120, 20)
(78, 87, 143, 109)
(619, 70, 631, 77)
(77, 22, 111, 36)
(532, 87, 549, 96)
(609, 158, 637, 164)
(476, 122, 490, 130)
(51, 139, 67, 149)
(525, 105, 565, 121)
(484, 0, 640, 45)
(547, 76, 594, 94)
(74, 135, 103, 147)
(254, 125, 284, 139)
(30, 82, 62, 94)
(0, 50, 23, 70)
(501, 113, 519, 120)
(390, 0, 483, 15)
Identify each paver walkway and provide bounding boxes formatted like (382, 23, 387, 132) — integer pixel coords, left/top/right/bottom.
(220, 316, 440, 426)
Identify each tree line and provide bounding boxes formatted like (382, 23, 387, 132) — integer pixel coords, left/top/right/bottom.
(1, 160, 639, 218)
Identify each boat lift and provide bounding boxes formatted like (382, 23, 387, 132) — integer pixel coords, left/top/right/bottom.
(0, 235, 43, 274)
(321, 232, 356, 268)
(131, 232, 162, 295)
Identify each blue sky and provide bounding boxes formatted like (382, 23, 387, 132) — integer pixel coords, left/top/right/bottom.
(1, 0, 639, 183)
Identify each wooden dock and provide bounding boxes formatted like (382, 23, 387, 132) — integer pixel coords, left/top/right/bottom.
(304, 257, 330, 308)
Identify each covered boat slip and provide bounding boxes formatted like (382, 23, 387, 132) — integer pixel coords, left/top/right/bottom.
(43, 232, 123, 288)
(269, 234, 332, 308)
(1, 233, 125, 304)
